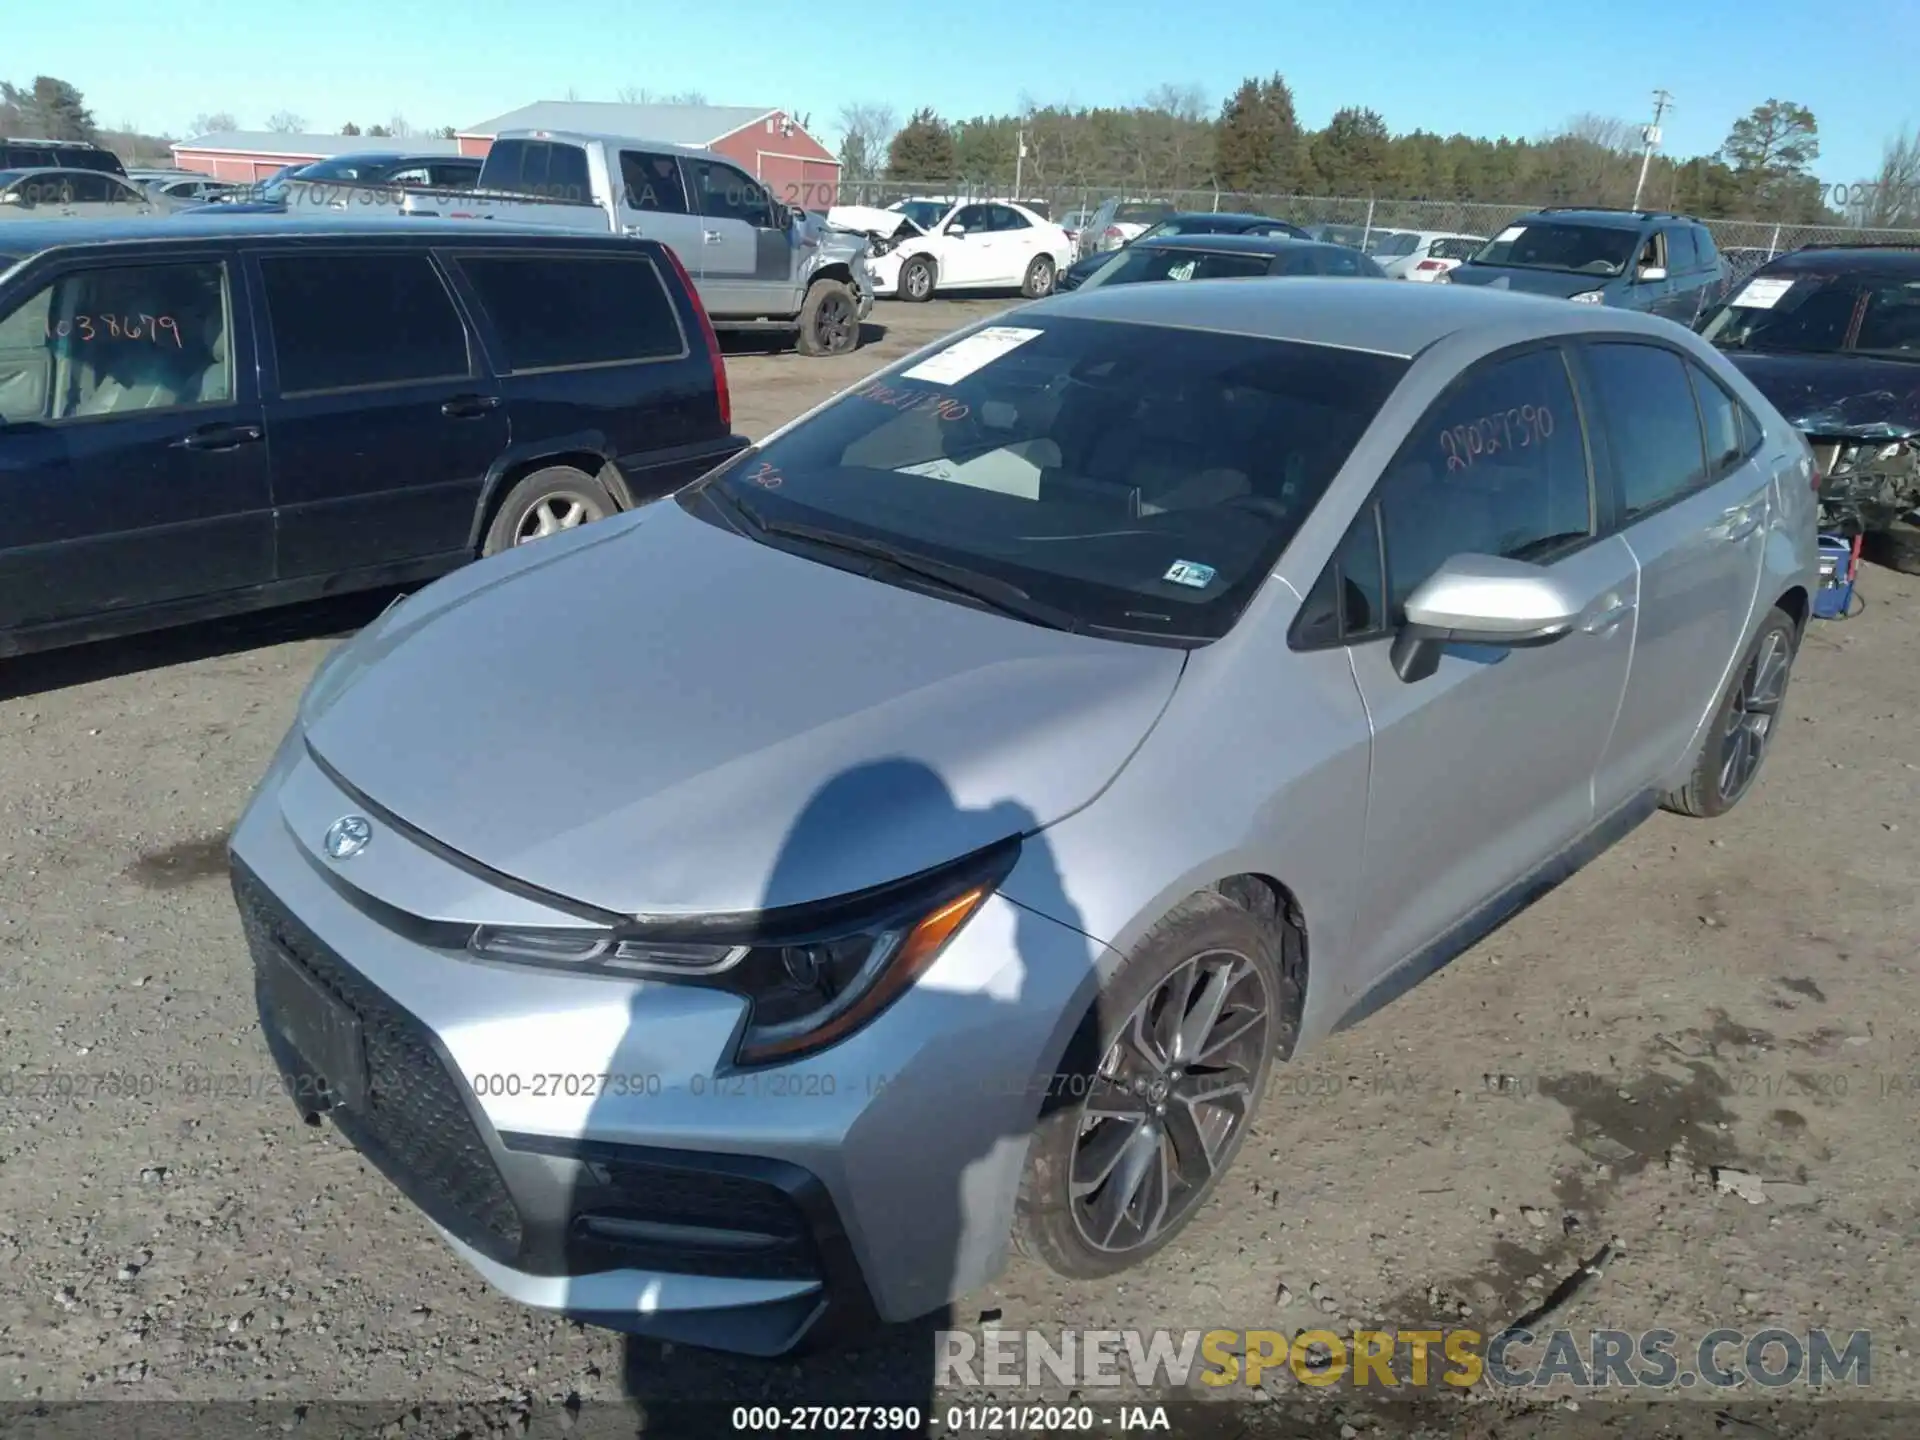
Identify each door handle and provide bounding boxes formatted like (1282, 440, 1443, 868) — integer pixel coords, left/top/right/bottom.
(1579, 598, 1635, 634)
(703, 229, 723, 243)
(175, 423, 263, 451)
(441, 395, 501, 418)
(621, 223, 644, 236)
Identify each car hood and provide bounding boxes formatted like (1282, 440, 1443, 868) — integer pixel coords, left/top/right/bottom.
(825, 204, 926, 241)
(1446, 264, 1612, 298)
(1722, 351, 1920, 438)
(302, 502, 1186, 918)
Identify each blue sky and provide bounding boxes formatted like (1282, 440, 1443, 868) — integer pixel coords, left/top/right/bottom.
(13, 0, 1917, 187)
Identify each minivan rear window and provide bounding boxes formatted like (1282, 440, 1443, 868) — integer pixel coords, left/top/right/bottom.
(686, 316, 1410, 642)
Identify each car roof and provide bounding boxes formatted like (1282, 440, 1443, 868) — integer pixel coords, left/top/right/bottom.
(1029, 273, 1686, 358)
(1130, 232, 1341, 256)
(0, 213, 655, 255)
(1764, 244, 1920, 275)
(1, 166, 126, 180)
(491, 129, 732, 167)
(1515, 208, 1695, 230)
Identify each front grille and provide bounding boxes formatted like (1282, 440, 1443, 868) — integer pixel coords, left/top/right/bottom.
(564, 1149, 820, 1281)
(232, 866, 524, 1262)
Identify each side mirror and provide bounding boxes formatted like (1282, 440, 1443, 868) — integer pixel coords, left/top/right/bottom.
(1388, 553, 1583, 683)
(946, 223, 968, 236)
(1637, 265, 1668, 283)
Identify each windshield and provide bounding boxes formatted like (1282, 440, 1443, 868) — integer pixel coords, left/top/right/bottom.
(892, 200, 948, 229)
(681, 316, 1408, 642)
(1699, 272, 1920, 359)
(1087, 246, 1275, 287)
(1470, 223, 1639, 275)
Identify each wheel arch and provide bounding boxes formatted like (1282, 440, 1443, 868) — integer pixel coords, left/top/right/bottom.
(468, 446, 630, 554)
(1773, 583, 1810, 641)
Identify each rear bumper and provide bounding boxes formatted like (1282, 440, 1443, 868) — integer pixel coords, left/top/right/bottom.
(227, 738, 1108, 1354)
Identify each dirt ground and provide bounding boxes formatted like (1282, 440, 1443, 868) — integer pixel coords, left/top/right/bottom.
(1, 294, 1916, 1437)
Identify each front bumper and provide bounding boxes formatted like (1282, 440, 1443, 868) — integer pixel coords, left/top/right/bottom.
(228, 737, 1107, 1355)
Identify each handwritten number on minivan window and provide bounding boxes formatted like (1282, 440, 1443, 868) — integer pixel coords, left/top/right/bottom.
(47, 314, 183, 348)
(1440, 402, 1554, 471)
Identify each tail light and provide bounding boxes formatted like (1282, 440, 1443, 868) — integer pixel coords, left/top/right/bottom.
(1103, 226, 1123, 239)
(657, 243, 730, 429)
(1415, 260, 1444, 272)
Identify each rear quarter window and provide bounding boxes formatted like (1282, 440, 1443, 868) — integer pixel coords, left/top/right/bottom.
(456, 252, 686, 372)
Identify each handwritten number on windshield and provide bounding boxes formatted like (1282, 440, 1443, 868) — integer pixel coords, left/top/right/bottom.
(745, 460, 783, 489)
(852, 379, 970, 422)
(1441, 403, 1554, 472)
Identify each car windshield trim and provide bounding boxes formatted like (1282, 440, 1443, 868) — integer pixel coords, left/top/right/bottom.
(676, 316, 1410, 645)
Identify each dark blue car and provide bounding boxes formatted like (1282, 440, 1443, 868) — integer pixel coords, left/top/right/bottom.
(1442, 207, 1729, 326)
(1059, 211, 1310, 290)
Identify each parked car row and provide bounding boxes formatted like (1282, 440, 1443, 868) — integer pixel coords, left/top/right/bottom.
(217, 273, 1820, 1361)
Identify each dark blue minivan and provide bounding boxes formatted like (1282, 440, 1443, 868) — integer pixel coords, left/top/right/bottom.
(1442, 207, 1729, 326)
(0, 214, 744, 658)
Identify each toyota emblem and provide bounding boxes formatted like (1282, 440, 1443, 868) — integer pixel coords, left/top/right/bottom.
(323, 815, 372, 860)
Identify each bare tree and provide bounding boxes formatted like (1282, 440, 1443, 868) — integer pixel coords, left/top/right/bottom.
(265, 111, 308, 134)
(616, 87, 709, 105)
(191, 111, 238, 135)
(386, 114, 415, 139)
(1858, 127, 1920, 228)
(834, 102, 898, 181)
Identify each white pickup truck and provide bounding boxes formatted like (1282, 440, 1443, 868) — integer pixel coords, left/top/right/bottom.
(325, 129, 878, 356)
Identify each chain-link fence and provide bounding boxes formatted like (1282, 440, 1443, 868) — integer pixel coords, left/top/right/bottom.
(832, 178, 1920, 260)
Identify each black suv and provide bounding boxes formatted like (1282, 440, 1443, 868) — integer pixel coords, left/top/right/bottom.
(0, 137, 125, 177)
(0, 215, 745, 658)
(1444, 207, 1729, 324)
(1698, 243, 1920, 572)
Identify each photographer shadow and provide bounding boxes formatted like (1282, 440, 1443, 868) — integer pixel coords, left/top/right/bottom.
(566, 757, 1105, 1434)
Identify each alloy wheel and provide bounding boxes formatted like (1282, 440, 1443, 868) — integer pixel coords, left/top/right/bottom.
(814, 292, 856, 352)
(515, 494, 599, 545)
(1068, 949, 1271, 1255)
(1719, 627, 1791, 803)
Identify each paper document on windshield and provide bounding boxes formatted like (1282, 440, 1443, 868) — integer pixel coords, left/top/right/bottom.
(1731, 276, 1794, 309)
(902, 326, 1045, 384)
(1495, 225, 1526, 242)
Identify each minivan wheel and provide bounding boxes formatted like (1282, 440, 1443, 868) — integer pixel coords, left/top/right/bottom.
(1662, 606, 1798, 819)
(482, 466, 616, 558)
(1021, 255, 1056, 299)
(796, 278, 861, 357)
(898, 255, 936, 302)
(1012, 891, 1282, 1280)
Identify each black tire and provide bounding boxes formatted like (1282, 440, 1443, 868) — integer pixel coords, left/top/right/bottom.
(1862, 518, 1920, 575)
(1012, 890, 1285, 1280)
(1021, 254, 1057, 299)
(898, 254, 936, 303)
(795, 278, 862, 357)
(1662, 606, 1798, 819)
(481, 465, 616, 558)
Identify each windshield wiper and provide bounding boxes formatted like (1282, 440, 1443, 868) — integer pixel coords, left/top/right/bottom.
(740, 509, 1085, 634)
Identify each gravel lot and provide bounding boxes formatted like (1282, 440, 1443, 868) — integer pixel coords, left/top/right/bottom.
(2, 293, 1916, 1436)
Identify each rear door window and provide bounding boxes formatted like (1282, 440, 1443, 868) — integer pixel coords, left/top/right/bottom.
(1665, 226, 1698, 273)
(1687, 361, 1761, 480)
(455, 252, 685, 372)
(986, 204, 1031, 231)
(259, 251, 470, 394)
(1584, 342, 1710, 519)
(481, 139, 591, 202)
(619, 151, 691, 214)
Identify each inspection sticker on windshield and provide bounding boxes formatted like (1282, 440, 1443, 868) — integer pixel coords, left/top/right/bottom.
(1732, 276, 1795, 309)
(902, 326, 1044, 385)
(1163, 560, 1216, 589)
(1495, 225, 1526, 242)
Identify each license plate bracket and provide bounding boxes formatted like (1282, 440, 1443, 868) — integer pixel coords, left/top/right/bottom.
(258, 944, 368, 1114)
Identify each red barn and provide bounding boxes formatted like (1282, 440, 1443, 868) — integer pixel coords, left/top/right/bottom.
(457, 101, 841, 208)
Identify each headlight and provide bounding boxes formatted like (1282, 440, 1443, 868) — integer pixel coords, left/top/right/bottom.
(1568, 290, 1605, 304)
(467, 838, 1019, 1067)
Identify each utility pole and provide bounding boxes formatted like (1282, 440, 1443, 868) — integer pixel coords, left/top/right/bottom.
(1631, 89, 1672, 212)
(1014, 127, 1027, 200)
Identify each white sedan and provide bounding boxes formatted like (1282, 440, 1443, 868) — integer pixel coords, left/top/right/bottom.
(827, 199, 1073, 302)
(1368, 230, 1488, 281)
